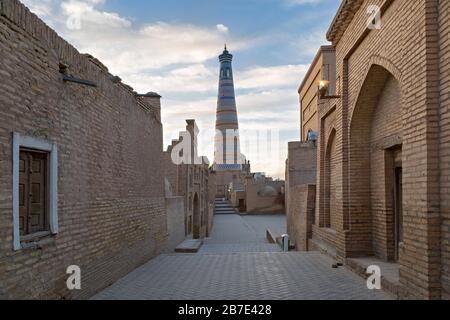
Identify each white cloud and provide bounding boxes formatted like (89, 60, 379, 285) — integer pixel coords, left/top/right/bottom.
(57, 5, 254, 77)
(237, 64, 308, 90)
(21, 0, 257, 79)
(216, 24, 229, 33)
(21, 0, 54, 23)
(21, 0, 53, 15)
(127, 64, 217, 94)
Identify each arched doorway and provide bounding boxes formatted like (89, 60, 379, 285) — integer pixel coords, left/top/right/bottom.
(349, 64, 403, 261)
(193, 193, 201, 239)
(324, 129, 337, 229)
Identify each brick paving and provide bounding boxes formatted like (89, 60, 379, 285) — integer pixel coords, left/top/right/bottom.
(93, 214, 393, 300)
(198, 214, 284, 253)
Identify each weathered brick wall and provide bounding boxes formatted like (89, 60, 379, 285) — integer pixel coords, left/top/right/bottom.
(287, 185, 315, 251)
(439, 0, 450, 300)
(0, 0, 167, 299)
(286, 142, 317, 187)
(314, 0, 445, 299)
(285, 141, 317, 221)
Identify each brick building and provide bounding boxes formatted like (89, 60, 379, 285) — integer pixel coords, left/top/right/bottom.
(0, 0, 168, 299)
(164, 120, 213, 239)
(299, 46, 336, 142)
(295, 0, 449, 299)
(285, 48, 333, 246)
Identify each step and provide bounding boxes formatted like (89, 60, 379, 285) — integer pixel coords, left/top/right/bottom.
(175, 239, 203, 253)
(215, 209, 236, 212)
(346, 258, 401, 298)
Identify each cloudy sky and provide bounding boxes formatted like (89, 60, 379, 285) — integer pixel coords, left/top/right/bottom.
(22, 0, 341, 178)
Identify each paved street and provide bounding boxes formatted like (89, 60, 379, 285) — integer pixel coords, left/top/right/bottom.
(93, 215, 393, 300)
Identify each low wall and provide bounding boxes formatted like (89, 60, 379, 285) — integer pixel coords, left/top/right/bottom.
(287, 185, 316, 251)
(246, 196, 284, 214)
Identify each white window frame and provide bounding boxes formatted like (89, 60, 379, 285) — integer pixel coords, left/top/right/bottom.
(12, 133, 58, 251)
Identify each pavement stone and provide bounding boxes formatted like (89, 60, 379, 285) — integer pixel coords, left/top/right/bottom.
(92, 214, 393, 300)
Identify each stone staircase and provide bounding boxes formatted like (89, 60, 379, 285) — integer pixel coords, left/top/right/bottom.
(215, 198, 238, 215)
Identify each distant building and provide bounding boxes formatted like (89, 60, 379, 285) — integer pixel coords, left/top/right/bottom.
(164, 120, 213, 240)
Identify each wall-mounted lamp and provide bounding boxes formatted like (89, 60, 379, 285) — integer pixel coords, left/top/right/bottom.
(317, 79, 341, 99)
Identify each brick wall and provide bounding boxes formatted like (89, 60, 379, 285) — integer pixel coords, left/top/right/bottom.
(285, 141, 317, 220)
(287, 185, 315, 251)
(286, 142, 317, 187)
(0, 0, 167, 299)
(440, 0, 450, 300)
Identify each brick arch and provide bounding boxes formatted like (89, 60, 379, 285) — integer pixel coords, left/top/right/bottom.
(347, 63, 403, 258)
(349, 56, 403, 123)
(323, 128, 337, 229)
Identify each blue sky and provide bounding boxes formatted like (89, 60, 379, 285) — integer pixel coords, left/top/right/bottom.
(22, 0, 341, 178)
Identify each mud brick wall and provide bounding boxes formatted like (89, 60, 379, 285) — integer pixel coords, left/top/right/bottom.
(0, 0, 167, 299)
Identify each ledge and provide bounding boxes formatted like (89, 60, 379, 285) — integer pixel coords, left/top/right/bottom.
(326, 0, 364, 44)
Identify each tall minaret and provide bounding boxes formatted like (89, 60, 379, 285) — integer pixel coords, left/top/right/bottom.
(213, 45, 242, 171)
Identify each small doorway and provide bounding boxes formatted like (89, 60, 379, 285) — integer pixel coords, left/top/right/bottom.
(392, 148, 403, 261)
(238, 199, 245, 212)
(193, 194, 200, 239)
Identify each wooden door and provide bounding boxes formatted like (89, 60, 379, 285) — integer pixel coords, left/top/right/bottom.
(19, 149, 48, 235)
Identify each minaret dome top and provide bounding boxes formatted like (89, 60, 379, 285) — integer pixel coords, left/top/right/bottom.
(219, 45, 233, 63)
